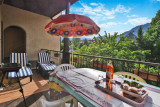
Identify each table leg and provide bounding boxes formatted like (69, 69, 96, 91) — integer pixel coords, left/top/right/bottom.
(16, 72, 27, 107)
(73, 98, 78, 107)
(0, 72, 6, 87)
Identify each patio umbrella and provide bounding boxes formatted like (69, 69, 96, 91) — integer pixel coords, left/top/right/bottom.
(44, 14, 100, 63)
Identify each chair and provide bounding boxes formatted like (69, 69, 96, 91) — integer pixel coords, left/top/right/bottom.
(114, 72, 146, 83)
(50, 64, 76, 91)
(51, 64, 76, 74)
(45, 64, 77, 107)
(41, 95, 78, 107)
(37, 53, 56, 78)
(8, 53, 32, 82)
(49, 64, 76, 93)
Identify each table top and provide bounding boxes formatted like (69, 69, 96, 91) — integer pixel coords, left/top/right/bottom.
(0, 63, 21, 71)
(49, 68, 160, 107)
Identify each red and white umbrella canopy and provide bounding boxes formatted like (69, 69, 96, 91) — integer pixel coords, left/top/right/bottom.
(45, 14, 100, 37)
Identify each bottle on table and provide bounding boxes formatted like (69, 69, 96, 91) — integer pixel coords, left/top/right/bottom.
(106, 60, 114, 91)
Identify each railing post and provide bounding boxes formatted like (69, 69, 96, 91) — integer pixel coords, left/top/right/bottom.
(158, 65, 160, 86)
(96, 60, 99, 69)
(138, 64, 140, 76)
(101, 58, 104, 71)
(147, 65, 149, 83)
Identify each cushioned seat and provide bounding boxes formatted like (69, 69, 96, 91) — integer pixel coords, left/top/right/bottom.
(8, 66, 32, 78)
(37, 53, 56, 78)
(40, 64, 56, 71)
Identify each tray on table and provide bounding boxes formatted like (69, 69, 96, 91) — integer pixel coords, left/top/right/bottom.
(95, 79, 148, 107)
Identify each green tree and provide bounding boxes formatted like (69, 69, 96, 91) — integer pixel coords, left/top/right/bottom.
(71, 38, 80, 50)
(143, 10, 160, 62)
(79, 38, 90, 48)
(83, 38, 89, 46)
(78, 32, 150, 61)
(136, 26, 144, 49)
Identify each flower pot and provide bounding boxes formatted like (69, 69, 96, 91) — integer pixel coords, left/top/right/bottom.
(92, 61, 107, 70)
(134, 69, 158, 81)
(148, 74, 158, 81)
(134, 69, 147, 79)
(54, 54, 60, 57)
(73, 58, 81, 63)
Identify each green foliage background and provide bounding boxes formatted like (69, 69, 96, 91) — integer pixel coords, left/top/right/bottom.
(77, 32, 150, 61)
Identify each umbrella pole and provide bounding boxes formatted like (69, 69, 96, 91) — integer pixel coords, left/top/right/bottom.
(72, 40, 74, 65)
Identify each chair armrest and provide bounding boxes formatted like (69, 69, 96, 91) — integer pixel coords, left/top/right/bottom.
(50, 61, 55, 64)
(36, 62, 40, 68)
(26, 63, 32, 68)
(37, 62, 40, 65)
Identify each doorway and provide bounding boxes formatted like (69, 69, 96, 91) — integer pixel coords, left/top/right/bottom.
(3, 26, 26, 63)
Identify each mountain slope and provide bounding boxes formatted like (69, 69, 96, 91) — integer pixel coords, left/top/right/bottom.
(123, 23, 150, 37)
(80, 23, 150, 41)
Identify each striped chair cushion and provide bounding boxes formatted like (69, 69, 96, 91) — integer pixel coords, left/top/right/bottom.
(8, 53, 33, 78)
(40, 64, 56, 71)
(38, 53, 50, 64)
(8, 66, 32, 78)
(10, 53, 28, 66)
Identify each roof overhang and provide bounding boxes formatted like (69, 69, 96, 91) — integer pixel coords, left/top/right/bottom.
(2, 0, 78, 17)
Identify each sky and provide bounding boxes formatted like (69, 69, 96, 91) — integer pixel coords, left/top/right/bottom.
(62, 0, 160, 39)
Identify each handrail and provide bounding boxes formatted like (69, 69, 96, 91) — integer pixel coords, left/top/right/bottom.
(41, 49, 62, 53)
(69, 53, 160, 66)
(41, 49, 160, 66)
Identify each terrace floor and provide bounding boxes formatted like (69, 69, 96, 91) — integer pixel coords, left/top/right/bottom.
(0, 70, 50, 107)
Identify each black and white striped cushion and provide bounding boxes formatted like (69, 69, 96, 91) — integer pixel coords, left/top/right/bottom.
(8, 53, 33, 78)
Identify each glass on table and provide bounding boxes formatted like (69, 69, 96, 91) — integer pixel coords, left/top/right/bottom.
(98, 74, 104, 83)
(116, 75, 124, 84)
(108, 79, 115, 84)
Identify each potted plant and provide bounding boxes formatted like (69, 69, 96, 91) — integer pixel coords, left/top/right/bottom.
(72, 57, 81, 63)
(46, 50, 51, 54)
(147, 67, 158, 81)
(54, 52, 60, 57)
(92, 60, 108, 70)
(133, 64, 158, 81)
(133, 64, 147, 79)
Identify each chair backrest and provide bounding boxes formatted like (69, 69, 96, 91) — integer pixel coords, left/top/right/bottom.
(10, 53, 28, 67)
(41, 95, 73, 107)
(38, 53, 50, 64)
(114, 72, 146, 83)
(53, 64, 76, 74)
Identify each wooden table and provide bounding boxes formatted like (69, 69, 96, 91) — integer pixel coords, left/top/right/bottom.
(0, 63, 27, 107)
(49, 68, 160, 107)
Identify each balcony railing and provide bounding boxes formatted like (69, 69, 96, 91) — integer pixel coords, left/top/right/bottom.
(41, 49, 160, 86)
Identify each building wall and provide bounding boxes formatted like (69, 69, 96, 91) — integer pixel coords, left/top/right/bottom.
(2, 4, 61, 65)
